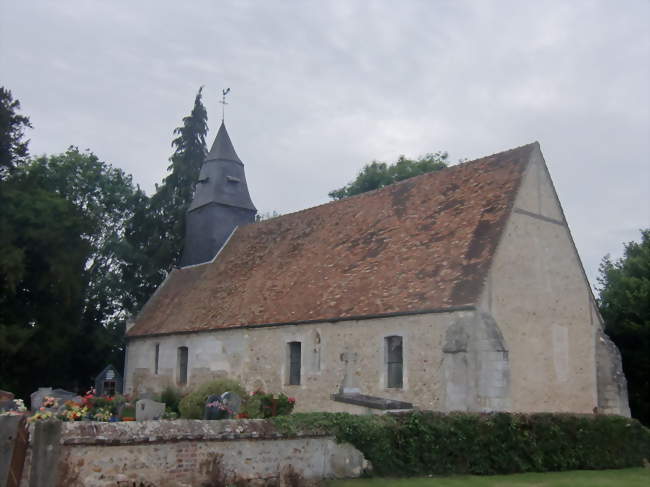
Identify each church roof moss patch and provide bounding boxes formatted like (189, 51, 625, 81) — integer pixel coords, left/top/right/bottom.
(127, 142, 538, 337)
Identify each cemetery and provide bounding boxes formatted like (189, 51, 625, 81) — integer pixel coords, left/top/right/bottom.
(2, 374, 650, 486)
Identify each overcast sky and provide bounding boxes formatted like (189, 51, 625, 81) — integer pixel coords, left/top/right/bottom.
(1, 0, 648, 288)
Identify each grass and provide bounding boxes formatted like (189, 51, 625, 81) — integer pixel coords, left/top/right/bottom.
(328, 468, 650, 487)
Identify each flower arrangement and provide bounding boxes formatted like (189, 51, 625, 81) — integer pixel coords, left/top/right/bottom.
(60, 402, 89, 422)
(27, 410, 54, 423)
(92, 407, 113, 422)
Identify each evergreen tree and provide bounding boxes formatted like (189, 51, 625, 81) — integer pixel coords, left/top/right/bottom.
(0, 87, 32, 180)
(122, 87, 208, 312)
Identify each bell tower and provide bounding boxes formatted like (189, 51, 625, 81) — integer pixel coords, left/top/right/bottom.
(180, 121, 256, 266)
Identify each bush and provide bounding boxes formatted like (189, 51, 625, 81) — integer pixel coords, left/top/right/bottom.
(271, 412, 650, 477)
(259, 393, 295, 418)
(178, 379, 247, 419)
(159, 386, 183, 414)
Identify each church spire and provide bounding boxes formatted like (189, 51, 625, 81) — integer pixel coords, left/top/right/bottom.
(206, 121, 242, 163)
(180, 121, 257, 267)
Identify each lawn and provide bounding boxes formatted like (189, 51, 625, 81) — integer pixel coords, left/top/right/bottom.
(328, 468, 650, 487)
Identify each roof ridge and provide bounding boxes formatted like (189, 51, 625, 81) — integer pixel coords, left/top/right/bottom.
(252, 141, 538, 227)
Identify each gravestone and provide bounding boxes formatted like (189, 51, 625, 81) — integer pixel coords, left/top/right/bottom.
(203, 392, 241, 420)
(30, 388, 79, 412)
(94, 364, 123, 397)
(0, 390, 14, 401)
(221, 392, 242, 416)
(339, 351, 361, 394)
(0, 400, 17, 412)
(135, 398, 165, 421)
(0, 391, 17, 414)
(203, 394, 227, 420)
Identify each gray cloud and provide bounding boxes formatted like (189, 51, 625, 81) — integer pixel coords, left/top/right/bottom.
(1, 0, 648, 286)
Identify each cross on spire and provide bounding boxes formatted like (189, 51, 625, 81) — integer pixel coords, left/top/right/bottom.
(220, 87, 231, 122)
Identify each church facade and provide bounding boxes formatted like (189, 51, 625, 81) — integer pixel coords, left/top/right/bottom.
(124, 124, 629, 416)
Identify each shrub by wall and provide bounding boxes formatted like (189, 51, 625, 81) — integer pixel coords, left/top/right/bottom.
(178, 379, 247, 419)
(272, 412, 650, 477)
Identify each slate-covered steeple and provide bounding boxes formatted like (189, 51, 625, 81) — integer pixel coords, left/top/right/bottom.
(180, 122, 256, 267)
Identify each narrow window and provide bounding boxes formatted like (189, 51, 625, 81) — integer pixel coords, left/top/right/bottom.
(154, 343, 160, 375)
(385, 336, 403, 388)
(288, 341, 301, 385)
(178, 346, 188, 385)
(103, 380, 116, 397)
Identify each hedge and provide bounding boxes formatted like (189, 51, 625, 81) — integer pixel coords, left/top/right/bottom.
(272, 412, 650, 477)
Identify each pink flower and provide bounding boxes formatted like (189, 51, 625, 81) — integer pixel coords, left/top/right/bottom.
(288, 397, 296, 404)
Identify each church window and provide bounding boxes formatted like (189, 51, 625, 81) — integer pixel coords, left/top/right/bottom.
(178, 346, 188, 385)
(385, 336, 403, 388)
(288, 341, 301, 385)
(154, 343, 160, 375)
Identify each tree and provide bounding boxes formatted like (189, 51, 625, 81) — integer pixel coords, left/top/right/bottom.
(122, 87, 208, 311)
(0, 177, 91, 398)
(329, 152, 449, 200)
(598, 229, 650, 425)
(0, 147, 149, 398)
(0, 87, 32, 180)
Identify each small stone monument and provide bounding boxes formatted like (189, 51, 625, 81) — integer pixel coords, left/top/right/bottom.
(339, 351, 361, 394)
(0, 390, 16, 412)
(203, 392, 242, 420)
(94, 364, 123, 397)
(135, 398, 165, 421)
(30, 388, 79, 411)
(203, 394, 227, 420)
(221, 392, 242, 416)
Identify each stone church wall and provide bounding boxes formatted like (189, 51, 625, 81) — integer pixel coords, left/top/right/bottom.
(126, 311, 467, 412)
(478, 149, 627, 415)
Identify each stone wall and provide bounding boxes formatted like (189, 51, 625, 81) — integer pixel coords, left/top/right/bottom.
(125, 311, 464, 413)
(479, 150, 629, 415)
(19, 419, 367, 487)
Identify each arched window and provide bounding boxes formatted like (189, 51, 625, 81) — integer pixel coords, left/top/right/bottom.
(177, 346, 188, 385)
(385, 336, 403, 388)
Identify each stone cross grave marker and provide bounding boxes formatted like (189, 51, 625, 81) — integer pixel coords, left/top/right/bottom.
(135, 399, 165, 421)
(339, 351, 361, 394)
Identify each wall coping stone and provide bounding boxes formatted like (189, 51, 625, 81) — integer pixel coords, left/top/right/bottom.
(57, 419, 329, 446)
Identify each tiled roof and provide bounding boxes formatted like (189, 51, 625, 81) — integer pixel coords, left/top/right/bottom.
(127, 142, 537, 337)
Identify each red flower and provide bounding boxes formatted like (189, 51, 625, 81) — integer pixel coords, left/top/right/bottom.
(288, 397, 296, 404)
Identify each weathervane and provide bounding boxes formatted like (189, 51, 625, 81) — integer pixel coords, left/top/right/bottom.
(220, 88, 231, 122)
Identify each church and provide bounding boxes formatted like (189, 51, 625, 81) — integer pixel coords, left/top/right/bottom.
(124, 122, 629, 416)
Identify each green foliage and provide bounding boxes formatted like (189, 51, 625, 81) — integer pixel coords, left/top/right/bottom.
(0, 86, 31, 180)
(329, 152, 448, 200)
(120, 405, 135, 419)
(0, 147, 148, 399)
(122, 87, 208, 312)
(598, 229, 650, 425)
(159, 386, 183, 414)
(178, 379, 247, 419)
(258, 392, 295, 418)
(273, 412, 650, 477)
(0, 177, 91, 398)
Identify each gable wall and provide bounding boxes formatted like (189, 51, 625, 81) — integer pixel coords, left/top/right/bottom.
(479, 149, 598, 413)
(125, 311, 474, 412)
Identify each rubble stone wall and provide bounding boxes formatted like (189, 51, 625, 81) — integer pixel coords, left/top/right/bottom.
(20, 419, 367, 487)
